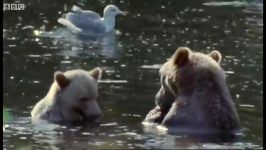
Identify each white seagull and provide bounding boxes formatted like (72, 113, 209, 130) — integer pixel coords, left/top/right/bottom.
(58, 4, 126, 35)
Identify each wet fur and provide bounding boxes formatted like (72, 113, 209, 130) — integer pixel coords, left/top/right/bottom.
(31, 68, 102, 123)
(144, 47, 241, 131)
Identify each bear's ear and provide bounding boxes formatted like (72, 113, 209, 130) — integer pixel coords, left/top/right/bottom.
(89, 67, 102, 81)
(172, 47, 191, 67)
(54, 71, 70, 89)
(208, 50, 222, 64)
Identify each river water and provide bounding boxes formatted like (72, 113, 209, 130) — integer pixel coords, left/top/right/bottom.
(3, 0, 263, 149)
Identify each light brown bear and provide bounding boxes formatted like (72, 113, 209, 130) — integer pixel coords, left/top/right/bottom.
(144, 47, 241, 132)
(31, 67, 103, 123)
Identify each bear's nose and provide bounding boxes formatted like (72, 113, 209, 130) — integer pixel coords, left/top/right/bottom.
(93, 114, 102, 119)
(87, 114, 102, 122)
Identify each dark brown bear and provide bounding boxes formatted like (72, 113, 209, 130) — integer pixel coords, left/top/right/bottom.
(144, 47, 241, 132)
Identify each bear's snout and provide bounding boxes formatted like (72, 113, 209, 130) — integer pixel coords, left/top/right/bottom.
(73, 107, 102, 122)
(84, 114, 103, 123)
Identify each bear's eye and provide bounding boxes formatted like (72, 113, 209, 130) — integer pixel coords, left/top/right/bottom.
(79, 97, 89, 102)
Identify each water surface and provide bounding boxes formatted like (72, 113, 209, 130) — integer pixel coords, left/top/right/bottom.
(3, 0, 263, 149)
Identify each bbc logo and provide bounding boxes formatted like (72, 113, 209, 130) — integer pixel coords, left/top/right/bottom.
(3, 3, 25, 11)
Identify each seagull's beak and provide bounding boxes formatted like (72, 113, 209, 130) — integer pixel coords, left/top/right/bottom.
(119, 10, 128, 16)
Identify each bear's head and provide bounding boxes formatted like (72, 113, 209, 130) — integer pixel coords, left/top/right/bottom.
(52, 67, 103, 122)
(155, 47, 223, 111)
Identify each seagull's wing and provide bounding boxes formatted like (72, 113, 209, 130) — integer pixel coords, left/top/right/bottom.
(71, 5, 102, 20)
(81, 10, 102, 20)
(72, 5, 82, 12)
(76, 19, 106, 34)
(61, 12, 105, 34)
(57, 17, 81, 33)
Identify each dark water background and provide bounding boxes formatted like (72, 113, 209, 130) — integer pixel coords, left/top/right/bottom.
(3, 0, 263, 149)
